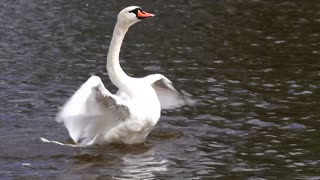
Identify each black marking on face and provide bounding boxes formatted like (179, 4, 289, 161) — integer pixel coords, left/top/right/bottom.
(129, 8, 144, 19)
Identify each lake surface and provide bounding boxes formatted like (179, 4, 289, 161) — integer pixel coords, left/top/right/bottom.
(1, 0, 319, 179)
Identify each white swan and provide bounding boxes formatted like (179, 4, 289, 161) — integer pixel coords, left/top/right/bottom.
(48, 6, 192, 146)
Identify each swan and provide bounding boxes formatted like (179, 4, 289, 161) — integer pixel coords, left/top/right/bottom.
(43, 6, 192, 146)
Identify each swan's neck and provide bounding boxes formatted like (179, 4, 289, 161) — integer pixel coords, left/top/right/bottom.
(107, 22, 132, 94)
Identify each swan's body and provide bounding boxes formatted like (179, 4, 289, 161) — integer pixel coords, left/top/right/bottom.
(51, 6, 191, 146)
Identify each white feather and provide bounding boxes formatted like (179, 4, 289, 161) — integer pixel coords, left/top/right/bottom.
(44, 6, 192, 146)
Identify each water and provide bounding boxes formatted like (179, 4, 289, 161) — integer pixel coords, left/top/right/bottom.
(1, 0, 319, 179)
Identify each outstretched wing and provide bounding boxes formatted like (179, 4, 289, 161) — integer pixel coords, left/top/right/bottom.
(56, 76, 130, 145)
(143, 74, 194, 109)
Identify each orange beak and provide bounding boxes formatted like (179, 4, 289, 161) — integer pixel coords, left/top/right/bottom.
(137, 9, 155, 19)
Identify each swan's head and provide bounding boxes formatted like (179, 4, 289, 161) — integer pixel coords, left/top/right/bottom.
(117, 6, 155, 27)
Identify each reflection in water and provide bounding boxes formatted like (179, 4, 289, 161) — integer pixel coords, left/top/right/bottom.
(59, 145, 168, 179)
(117, 149, 168, 179)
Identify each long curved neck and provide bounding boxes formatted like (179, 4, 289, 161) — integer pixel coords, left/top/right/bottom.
(107, 21, 132, 93)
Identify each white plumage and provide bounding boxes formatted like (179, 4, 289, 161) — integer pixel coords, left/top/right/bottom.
(42, 6, 192, 146)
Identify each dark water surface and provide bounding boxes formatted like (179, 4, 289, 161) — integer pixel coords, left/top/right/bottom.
(1, 0, 319, 179)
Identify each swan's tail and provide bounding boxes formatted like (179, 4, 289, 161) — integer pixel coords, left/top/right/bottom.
(40, 137, 86, 148)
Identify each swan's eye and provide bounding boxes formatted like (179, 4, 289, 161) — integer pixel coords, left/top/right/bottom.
(129, 8, 140, 15)
(129, 8, 154, 19)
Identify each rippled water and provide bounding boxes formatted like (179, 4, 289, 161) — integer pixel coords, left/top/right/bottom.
(1, 0, 320, 179)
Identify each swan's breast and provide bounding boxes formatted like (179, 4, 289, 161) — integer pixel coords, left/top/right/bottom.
(102, 116, 158, 144)
(102, 82, 162, 144)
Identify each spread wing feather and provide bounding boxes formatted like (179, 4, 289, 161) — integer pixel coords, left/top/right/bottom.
(56, 76, 130, 145)
(116, 74, 194, 110)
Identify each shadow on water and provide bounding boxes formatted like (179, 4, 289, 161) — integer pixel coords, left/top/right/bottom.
(0, 0, 320, 179)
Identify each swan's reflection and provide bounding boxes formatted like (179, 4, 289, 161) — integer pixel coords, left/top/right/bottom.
(116, 149, 168, 179)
